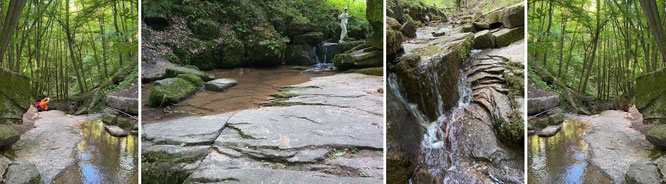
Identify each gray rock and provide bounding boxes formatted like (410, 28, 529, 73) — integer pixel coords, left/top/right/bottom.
(10, 110, 89, 183)
(293, 32, 324, 44)
(646, 124, 666, 148)
(625, 160, 661, 184)
(285, 44, 317, 66)
(0, 124, 20, 148)
(0, 156, 9, 178)
(105, 125, 128, 137)
(6, 159, 40, 184)
(142, 114, 232, 145)
(502, 3, 525, 28)
(548, 113, 565, 125)
(538, 125, 561, 137)
(573, 110, 655, 183)
(493, 27, 524, 47)
(635, 68, 666, 124)
(105, 82, 138, 115)
(528, 96, 560, 115)
(205, 78, 238, 92)
(143, 145, 210, 162)
(401, 21, 416, 38)
(473, 30, 495, 49)
(656, 157, 666, 181)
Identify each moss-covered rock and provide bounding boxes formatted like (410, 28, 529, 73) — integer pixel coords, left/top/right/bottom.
(496, 113, 524, 146)
(347, 67, 383, 76)
(187, 18, 220, 40)
(285, 44, 316, 66)
(0, 124, 20, 148)
(142, 0, 172, 30)
(366, 0, 383, 49)
(333, 47, 382, 70)
(292, 32, 324, 44)
(165, 66, 213, 81)
(386, 17, 401, 30)
(148, 78, 197, 107)
(548, 113, 565, 125)
(473, 30, 495, 49)
(176, 74, 205, 87)
(646, 125, 666, 148)
(636, 68, 666, 124)
(0, 69, 31, 125)
(502, 3, 525, 28)
(101, 113, 118, 125)
(386, 29, 404, 57)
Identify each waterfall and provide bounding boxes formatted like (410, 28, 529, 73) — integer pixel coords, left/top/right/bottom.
(312, 46, 321, 64)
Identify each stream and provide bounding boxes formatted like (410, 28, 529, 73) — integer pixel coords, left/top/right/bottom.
(528, 119, 610, 184)
(142, 66, 334, 123)
(54, 120, 138, 184)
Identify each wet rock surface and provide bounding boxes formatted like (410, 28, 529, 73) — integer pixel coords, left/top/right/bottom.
(569, 111, 657, 183)
(386, 4, 526, 182)
(142, 73, 384, 183)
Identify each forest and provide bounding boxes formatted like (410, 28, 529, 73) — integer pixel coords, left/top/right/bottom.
(528, 0, 666, 116)
(1, 0, 138, 102)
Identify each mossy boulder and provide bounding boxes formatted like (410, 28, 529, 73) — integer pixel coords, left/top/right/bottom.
(366, 0, 383, 49)
(502, 3, 525, 28)
(165, 66, 213, 82)
(0, 124, 20, 148)
(142, 0, 171, 30)
(386, 29, 404, 57)
(0, 69, 31, 125)
(293, 32, 324, 44)
(548, 113, 565, 125)
(529, 118, 550, 129)
(496, 114, 524, 146)
(386, 17, 401, 30)
(636, 68, 666, 124)
(285, 44, 316, 66)
(101, 113, 118, 125)
(493, 26, 524, 47)
(176, 74, 205, 87)
(401, 22, 416, 38)
(148, 78, 197, 107)
(473, 30, 495, 49)
(646, 125, 666, 148)
(187, 19, 220, 40)
(333, 47, 383, 70)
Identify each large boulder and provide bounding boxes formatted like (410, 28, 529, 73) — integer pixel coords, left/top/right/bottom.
(205, 78, 239, 92)
(0, 124, 20, 148)
(625, 160, 662, 184)
(5, 159, 40, 184)
(105, 82, 139, 115)
(292, 32, 324, 44)
(285, 44, 317, 66)
(148, 78, 197, 107)
(636, 68, 666, 124)
(386, 29, 404, 57)
(646, 125, 666, 148)
(401, 22, 416, 38)
(165, 66, 214, 82)
(387, 17, 401, 30)
(527, 83, 560, 115)
(473, 30, 495, 49)
(502, 3, 525, 28)
(333, 47, 383, 70)
(0, 69, 31, 125)
(493, 26, 525, 47)
(176, 73, 205, 88)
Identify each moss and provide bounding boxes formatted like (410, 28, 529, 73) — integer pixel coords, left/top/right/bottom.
(165, 67, 212, 81)
(168, 53, 180, 64)
(386, 29, 404, 56)
(176, 74, 205, 87)
(272, 92, 297, 99)
(141, 153, 191, 184)
(148, 78, 197, 107)
(116, 119, 134, 129)
(187, 18, 220, 40)
(347, 67, 384, 76)
(504, 61, 525, 98)
(386, 152, 415, 184)
(495, 113, 524, 146)
(365, 0, 383, 49)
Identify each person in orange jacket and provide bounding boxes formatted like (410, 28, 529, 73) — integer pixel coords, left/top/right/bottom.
(36, 97, 50, 112)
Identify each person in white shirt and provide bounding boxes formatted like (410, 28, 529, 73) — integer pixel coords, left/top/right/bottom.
(338, 7, 349, 43)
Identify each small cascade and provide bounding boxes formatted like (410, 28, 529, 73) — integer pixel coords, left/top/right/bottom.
(304, 42, 339, 72)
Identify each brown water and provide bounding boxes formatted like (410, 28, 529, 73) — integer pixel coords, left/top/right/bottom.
(54, 120, 138, 184)
(528, 119, 611, 184)
(141, 66, 334, 123)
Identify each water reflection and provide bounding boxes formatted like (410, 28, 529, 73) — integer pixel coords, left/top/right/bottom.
(528, 119, 610, 184)
(55, 120, 138, 184)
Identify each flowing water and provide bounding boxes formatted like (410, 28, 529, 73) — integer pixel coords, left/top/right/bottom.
(142, 66, 334, 123)
(528, 119, 610, 184)
(55, 120, 138, 184)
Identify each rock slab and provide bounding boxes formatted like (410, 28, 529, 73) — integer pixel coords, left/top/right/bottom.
(205, 78, 239, 92)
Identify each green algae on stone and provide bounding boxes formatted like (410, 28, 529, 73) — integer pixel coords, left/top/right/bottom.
(176, 74, 205, 87)
(148, 78, 197, 107)
(636, 68, 666, 124)
(347, 67, 384, 76)
(165, 67, 213, 82)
